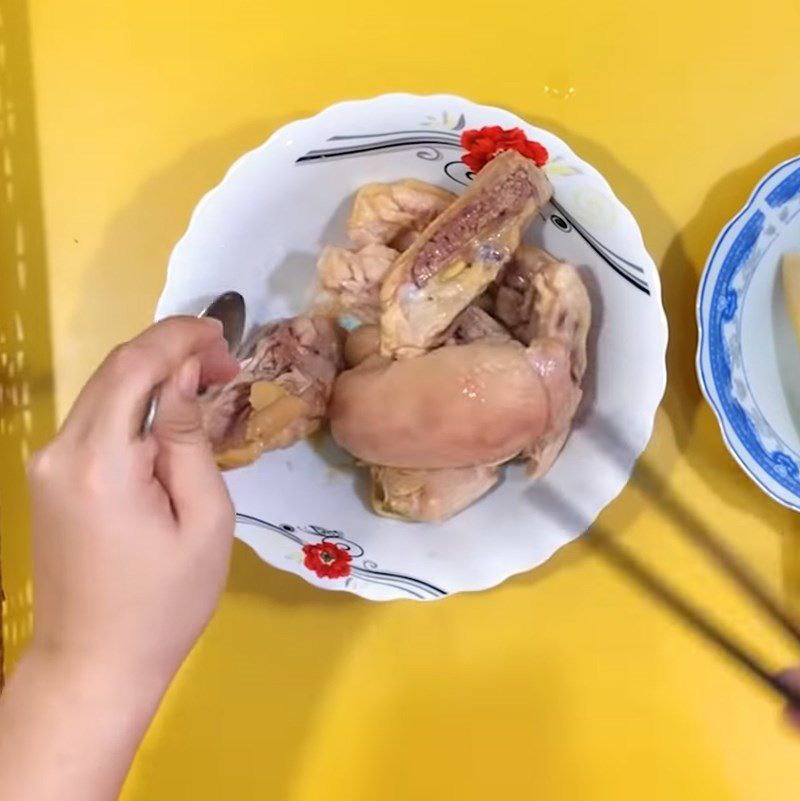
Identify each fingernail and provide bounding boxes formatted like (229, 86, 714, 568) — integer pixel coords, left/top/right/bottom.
(178, 358, 201, 399)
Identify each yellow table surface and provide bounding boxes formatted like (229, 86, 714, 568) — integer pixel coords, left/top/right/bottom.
(3, 0, 800, 798)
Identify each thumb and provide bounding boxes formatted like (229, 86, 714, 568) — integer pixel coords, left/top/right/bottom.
(153, 356, 230, 524)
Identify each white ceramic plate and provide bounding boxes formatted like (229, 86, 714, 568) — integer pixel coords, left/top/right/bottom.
(697, 156, 800, 510)
(156, 93, 667, 601)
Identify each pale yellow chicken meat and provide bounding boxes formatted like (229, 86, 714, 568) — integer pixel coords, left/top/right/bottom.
(329, 337, 577, 470)
(338, 244, 590, 519)
(488, 246, 591, 477)
(201, 316, 343, 469)
(370, 464, 501, 523)
(315, 243, 398, 324)
(313, 179, 455, 325)
(347, 179, 456, 250)
(340, 320, 505, 521)
(492, 245, 590, 380)
(208, 166, 589, 526)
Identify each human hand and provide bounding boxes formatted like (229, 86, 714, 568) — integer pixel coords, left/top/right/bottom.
(26, 316, 239, 692)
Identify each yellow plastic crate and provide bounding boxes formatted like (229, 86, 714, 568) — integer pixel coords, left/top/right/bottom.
(0, 0, 57, 675)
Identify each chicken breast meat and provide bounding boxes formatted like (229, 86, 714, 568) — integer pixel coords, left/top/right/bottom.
(343, 311, 506, 522)
(380, 151, 553, 358)
(329, 336, 575, 470)
(201, 316, 343, 469)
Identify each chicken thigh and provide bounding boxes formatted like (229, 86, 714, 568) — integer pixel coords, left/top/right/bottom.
(329, 337, 574, 469)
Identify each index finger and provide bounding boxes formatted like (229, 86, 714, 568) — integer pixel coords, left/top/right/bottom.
(62, 316, 239, 443)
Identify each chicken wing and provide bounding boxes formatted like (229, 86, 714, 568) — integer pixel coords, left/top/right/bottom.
(314, 243, 398, 324)
(380, 151, 553, 358)
(347, 179, 456, 250)
(489, 246, 591, 477)
(201, 316, 343, 469)
(492, 245, 590, 380)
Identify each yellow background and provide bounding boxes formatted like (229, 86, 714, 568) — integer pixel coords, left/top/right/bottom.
(3, 0, 800, 798)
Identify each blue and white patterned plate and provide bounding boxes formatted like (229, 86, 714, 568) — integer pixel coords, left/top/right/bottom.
(156, 94, 667, 600)
(697, 156, 800, 510)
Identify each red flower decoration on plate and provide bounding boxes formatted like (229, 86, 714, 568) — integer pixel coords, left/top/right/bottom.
(460, 126, 548, 173)
(302, 541, 352, 579)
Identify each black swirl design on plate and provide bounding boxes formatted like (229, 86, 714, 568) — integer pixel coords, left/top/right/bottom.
(235, 513, 448, 600)
(295, 136, 462, 165)
(295, 124, 650, 295)
(443, 160, 474, 186)
(416, 146, 443, 161)
(550, 213, 573, 232)
(548, 198, 650, 295)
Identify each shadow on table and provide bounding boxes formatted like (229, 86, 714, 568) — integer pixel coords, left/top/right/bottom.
(498, 116, 800, 611)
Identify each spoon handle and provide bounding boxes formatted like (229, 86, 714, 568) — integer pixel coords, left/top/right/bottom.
(140, 390, 160, 438)
(140, 292, 245, 438)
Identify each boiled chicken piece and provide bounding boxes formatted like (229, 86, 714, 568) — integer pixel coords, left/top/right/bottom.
(201, 316, 343, 469)
(521, 339, 583, 479)
(340, 322, 500, 521)
(380, 151, 553, 358)
(441, 304, 511, 345)
(370, 464, 501, 522)
(347, 179, 456, 250)
(489, 246, 591, 477)
(315, 243, 398, 324)
(343, 324, 381, 367)
(492, 245, 591, 381)
(329, 337, 576, 469)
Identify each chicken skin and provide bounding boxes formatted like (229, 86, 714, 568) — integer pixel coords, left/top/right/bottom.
(370, 464, 501, 522)
(347, 179, 456, 250)
(330, 337, 576, 470)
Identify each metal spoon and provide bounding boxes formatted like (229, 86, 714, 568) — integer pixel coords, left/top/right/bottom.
(140, 291, 246, 437)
